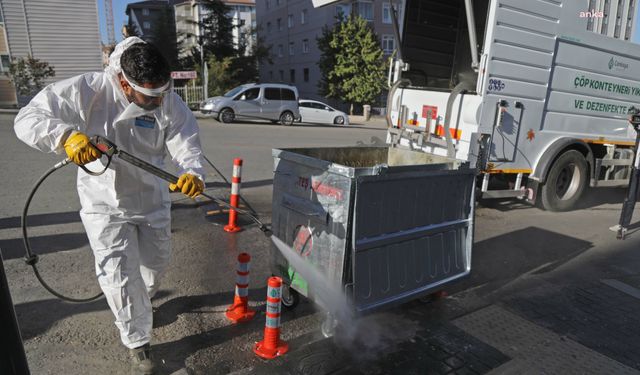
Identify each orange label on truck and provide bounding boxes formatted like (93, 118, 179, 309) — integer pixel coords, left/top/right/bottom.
(435, 125, 462, 140)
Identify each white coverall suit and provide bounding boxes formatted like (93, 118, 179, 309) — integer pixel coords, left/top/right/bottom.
(14, 38, 205, 349)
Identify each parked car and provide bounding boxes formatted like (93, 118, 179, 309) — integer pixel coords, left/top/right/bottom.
(297, 99, 349, 125)
(199, 83, 300, 125)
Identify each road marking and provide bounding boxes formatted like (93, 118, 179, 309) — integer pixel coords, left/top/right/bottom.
(600, 279, 640, 300)
(453, 305, 639, 375)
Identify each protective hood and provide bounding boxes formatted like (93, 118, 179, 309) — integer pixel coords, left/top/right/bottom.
(107, 36, 145, 75)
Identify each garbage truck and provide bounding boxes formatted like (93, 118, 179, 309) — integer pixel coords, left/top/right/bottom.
(314, 0, 640, 211)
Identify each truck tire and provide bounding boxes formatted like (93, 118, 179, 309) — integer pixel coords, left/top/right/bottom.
(540, 150, 588, 212)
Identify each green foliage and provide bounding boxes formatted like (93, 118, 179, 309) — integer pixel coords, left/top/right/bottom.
(185, 2, 272, 95)
(197, 0, 236, 60)
(201, 56, 238, 97)
(229, 25, 271, 86)
(317, 15, 387, 112)
(182, 0, 270, 96)
(5, 55, 55, 96)
(149, 8, 183, 70)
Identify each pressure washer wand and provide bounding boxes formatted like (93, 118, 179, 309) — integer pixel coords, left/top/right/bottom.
(91, 136, 272, 236)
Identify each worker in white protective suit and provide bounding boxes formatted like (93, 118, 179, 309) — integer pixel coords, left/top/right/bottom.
(14, 37, 205, 374)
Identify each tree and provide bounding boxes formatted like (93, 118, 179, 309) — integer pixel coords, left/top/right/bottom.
(229, 25, 271, 86)
(317, 15, 387, 114)
(149, 8, 183, 70)
(5, 55, 55, 97)
(196, 56, 236, 97)
(196, 0, 236, 61)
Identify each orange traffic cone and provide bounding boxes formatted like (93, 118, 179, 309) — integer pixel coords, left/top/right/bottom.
(254, 277, 289, 359)
(225, 253, 255, 323)
(224, 158, 243, 233)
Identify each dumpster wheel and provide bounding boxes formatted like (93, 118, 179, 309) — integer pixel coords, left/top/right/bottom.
(321, 312, 339, 338)
(281, 284, 299, 310)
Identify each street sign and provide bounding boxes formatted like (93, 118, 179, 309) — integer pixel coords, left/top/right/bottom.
(171, 71, 197, 79)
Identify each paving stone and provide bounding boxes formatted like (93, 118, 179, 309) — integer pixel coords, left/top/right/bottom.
(453, 304, 639, 375)
(504, 282, 640, 371)
(445, 356, 465, 370)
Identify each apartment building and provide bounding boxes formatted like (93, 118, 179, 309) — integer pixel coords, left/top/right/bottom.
(0, 0, 102, 106)
(174, 0, 256, 60)
(256, 0, 403, 101)
(126, 0, 177, 42)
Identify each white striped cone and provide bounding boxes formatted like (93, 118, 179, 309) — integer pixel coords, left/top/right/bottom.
(225, 253, 255, 323)
(254, 276, 289, 359)
(224, 158, 243, 233)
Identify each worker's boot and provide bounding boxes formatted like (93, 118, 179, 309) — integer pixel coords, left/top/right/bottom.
(129, 343, 155, 375)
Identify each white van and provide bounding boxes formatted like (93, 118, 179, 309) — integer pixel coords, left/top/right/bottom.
(200, 83, 300, 125)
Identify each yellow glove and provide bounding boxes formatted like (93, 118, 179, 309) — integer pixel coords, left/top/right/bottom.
(170, 173, 204, 198)
(64, 131, 100, 165)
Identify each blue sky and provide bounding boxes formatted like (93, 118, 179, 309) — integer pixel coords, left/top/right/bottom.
(97, 0, 640, 44)
(97, 0, 131, 44)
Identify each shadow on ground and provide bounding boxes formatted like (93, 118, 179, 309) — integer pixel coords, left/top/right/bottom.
(452, 226, 592, 297)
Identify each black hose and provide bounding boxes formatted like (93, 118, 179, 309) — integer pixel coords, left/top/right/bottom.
(21, 159, 104, 303)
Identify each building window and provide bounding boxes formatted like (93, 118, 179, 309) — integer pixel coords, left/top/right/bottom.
(301, 9, 307, 24)
(382, 35, 395, 54)
(290, 69, 295, 83)
(303, 68, 309, 82)
(277, 44, 283, 57)
(266, 0, 270, 9)
(382, 3, 392, 24)
(143, 21, 151, 29)
(279, 70, 284, 81)
(302, 39, 309, 53)
(267, 22, 271, 33)
(288, 14, 293, 28)
(277, 18, 282, 31)
(289, 42, 295, 55)
(355, 1, 373, 21)
(336, 4, 351, 18)
(0, 55, 10, 72)
(142, 8, 149, 16)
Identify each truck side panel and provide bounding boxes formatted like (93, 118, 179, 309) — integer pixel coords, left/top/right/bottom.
(479, 0, 639, 173)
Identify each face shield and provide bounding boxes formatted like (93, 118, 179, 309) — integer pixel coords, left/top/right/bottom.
(121, 71, 174, 121)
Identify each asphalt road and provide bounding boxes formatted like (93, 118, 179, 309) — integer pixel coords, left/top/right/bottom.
(2, 113, 640, 374)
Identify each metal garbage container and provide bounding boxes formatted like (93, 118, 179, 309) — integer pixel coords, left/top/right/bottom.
(270, 146, 475, 319)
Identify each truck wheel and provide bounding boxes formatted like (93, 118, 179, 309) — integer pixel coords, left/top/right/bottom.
(280, 111, 294, 126)
(219, 108, 235, 124)
(540, 150, 588, 212)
